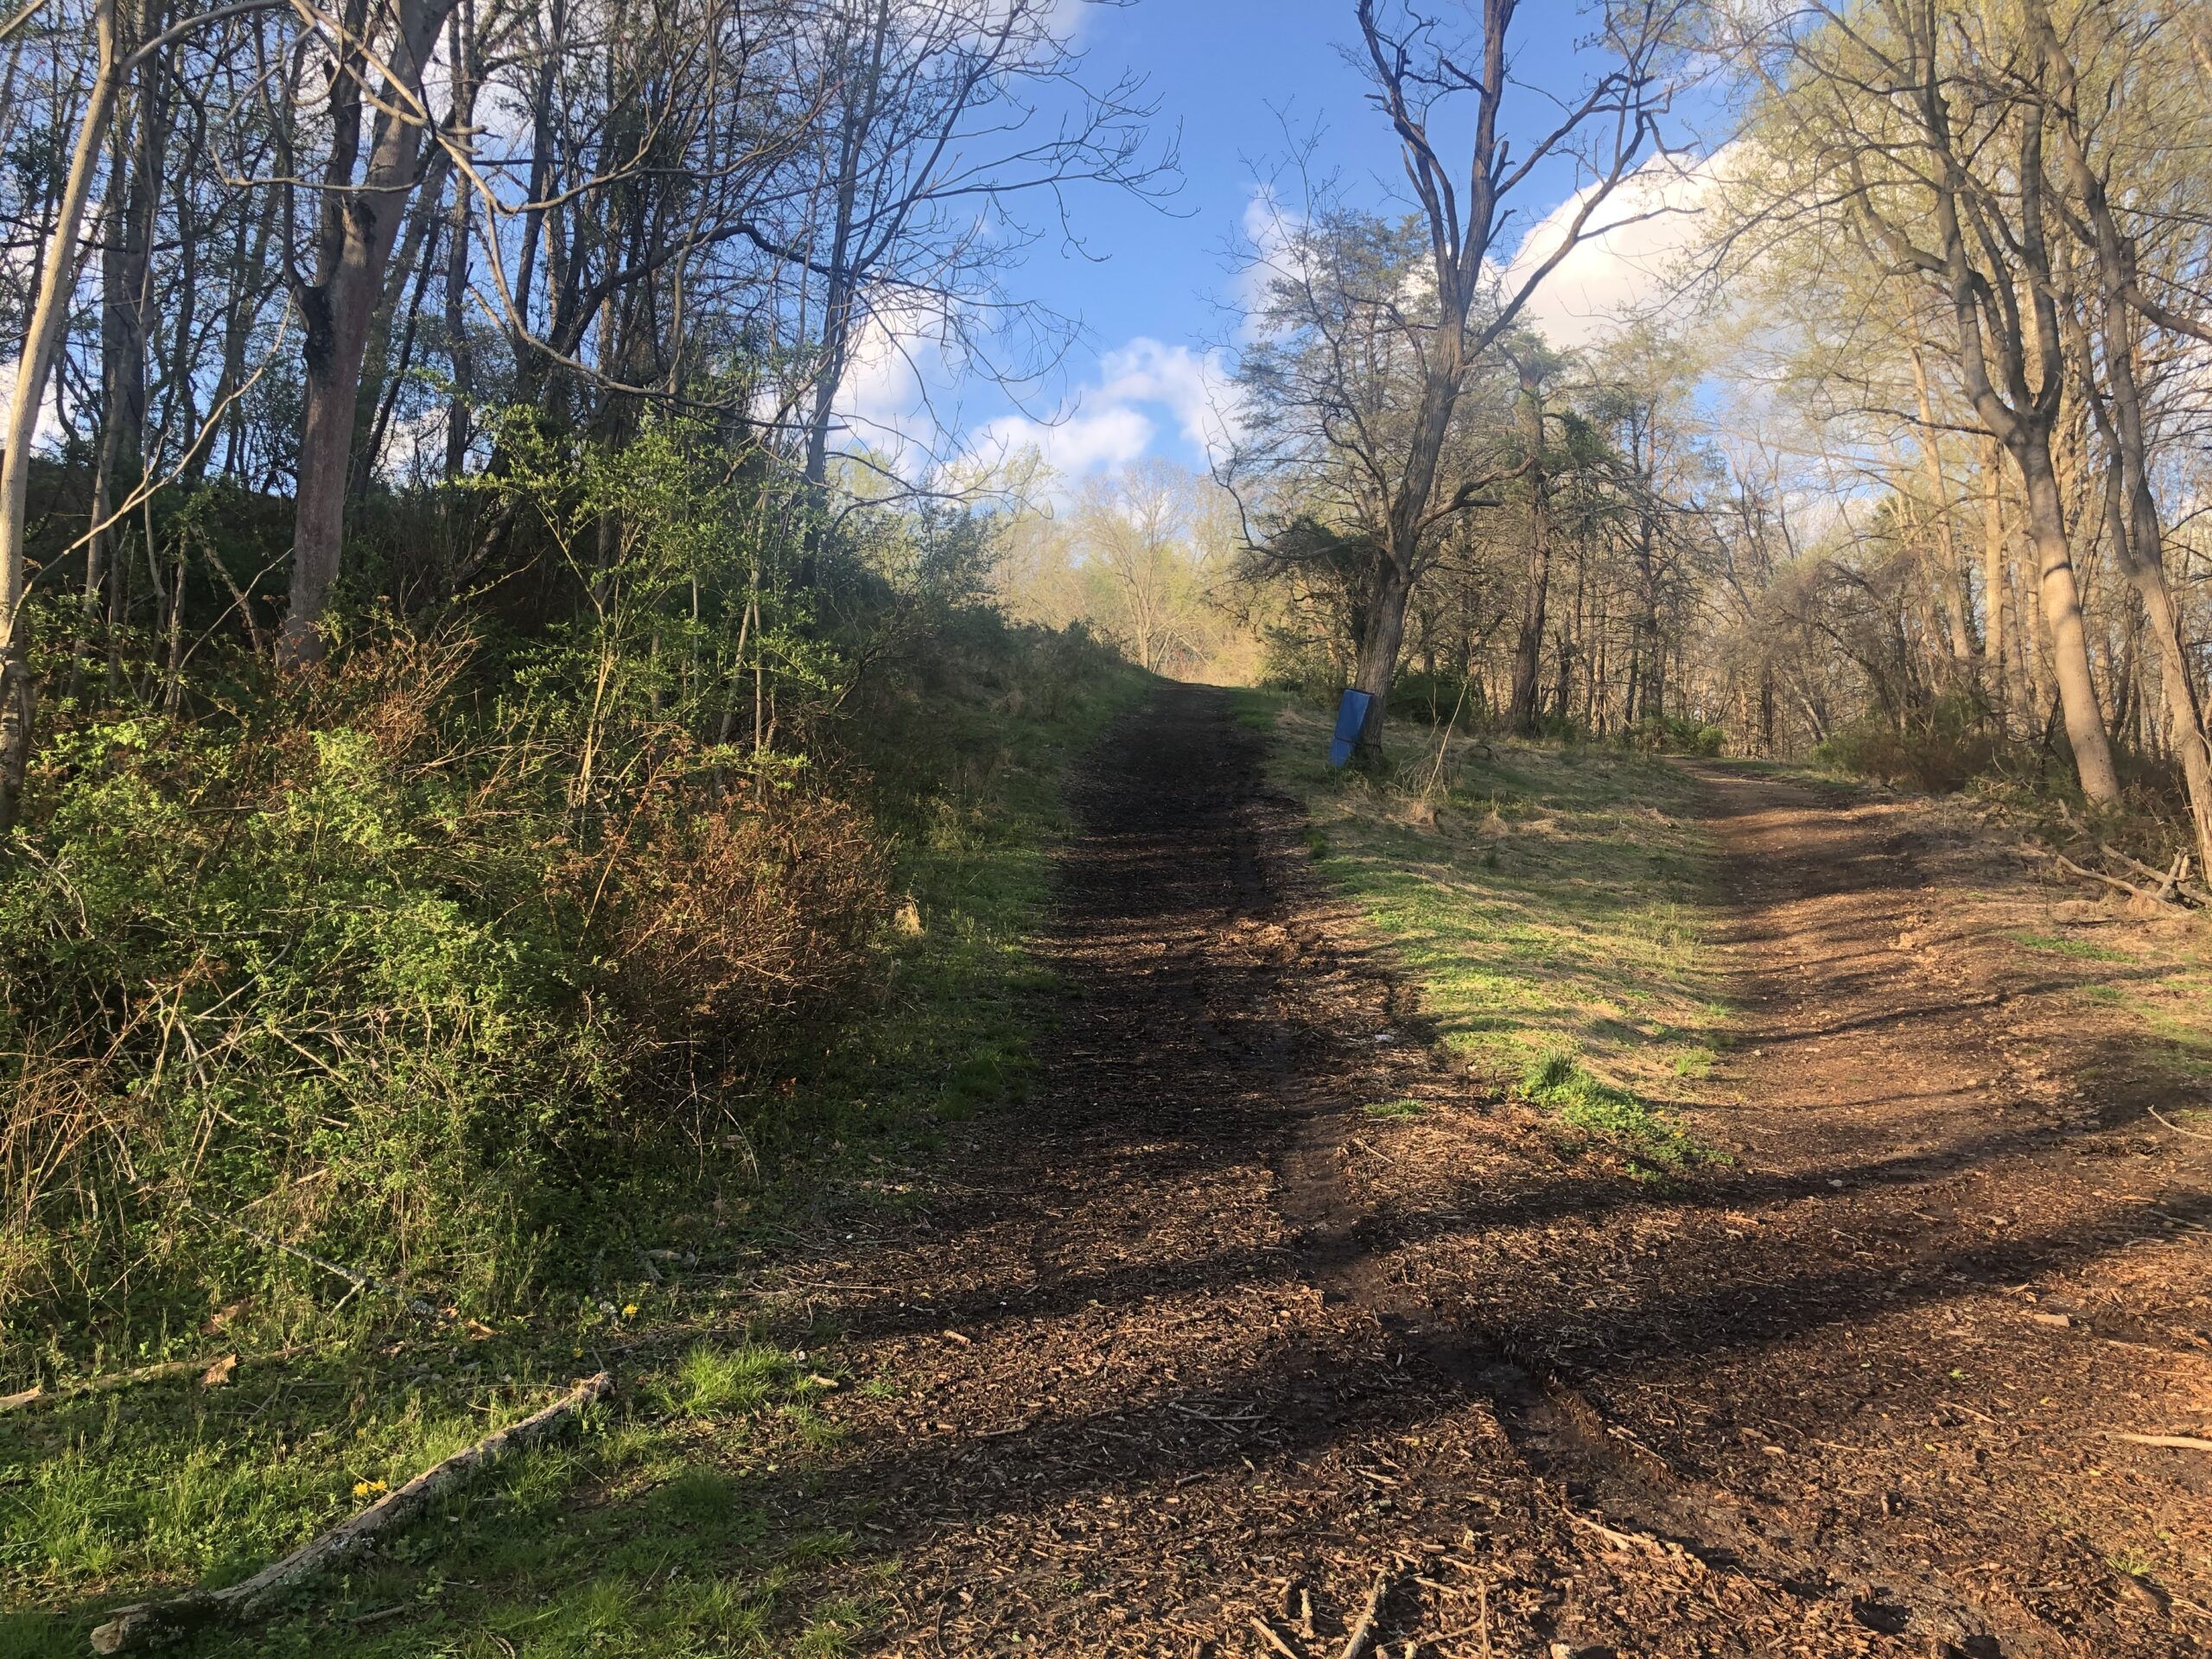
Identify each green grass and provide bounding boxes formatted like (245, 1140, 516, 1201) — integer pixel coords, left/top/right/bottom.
(2005, 930, 2131, 963)
(1517, 1053, 1712, 1174)
(0, 652, 1155, 1656)
(1261, 704, 1729, 1112)
(1362, 1098, 1427, 1121)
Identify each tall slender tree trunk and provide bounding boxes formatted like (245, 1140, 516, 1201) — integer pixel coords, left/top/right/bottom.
(0, 0, 123, 829)
(1979, 438, 2008, 735)
(1505, 359, 1548, 734)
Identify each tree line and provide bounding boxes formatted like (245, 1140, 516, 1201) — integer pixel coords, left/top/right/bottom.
(1221, 0, 2212, 880)
(0, 0, 1166, 824)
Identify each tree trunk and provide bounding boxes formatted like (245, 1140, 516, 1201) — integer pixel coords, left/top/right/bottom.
(1352, 558, 1411, 753)
(276, 0, 457, 667)
(1505, 361, 1548, 734)
(0, 0, 123, 829)
(1979, 438, 2008, 737)
(2017, 447, 2120, 802)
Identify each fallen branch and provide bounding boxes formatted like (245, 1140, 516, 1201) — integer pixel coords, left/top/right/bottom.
(2096, 841, 2185, 897)
(2020, 843, 2208, 909)
(2148, 1105, 2212, 1143)
(2051, 851, 2177, 906)
(1, 1347, 299, 1415)
(90, 1371, 612, 1654)
(1249, 1615, 1306, 1658)
(2107, 1432, 2212, 1452)
(1338, 1570, 1392, 1659)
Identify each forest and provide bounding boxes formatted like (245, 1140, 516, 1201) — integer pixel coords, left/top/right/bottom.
(2, 1, 2209, 1656)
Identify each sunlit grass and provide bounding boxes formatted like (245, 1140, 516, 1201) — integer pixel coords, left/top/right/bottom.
(1517, 1053, 1713, 1174)
(1262, 702, 1729, 1107)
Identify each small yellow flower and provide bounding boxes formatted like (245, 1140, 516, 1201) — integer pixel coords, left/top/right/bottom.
(351, 1478, 389, 1499)
(572, 1346, 584, 1357)
(621, 1303, 638, 1319)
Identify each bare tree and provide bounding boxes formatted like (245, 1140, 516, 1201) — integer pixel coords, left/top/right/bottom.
(1232, 0, 1681, 758)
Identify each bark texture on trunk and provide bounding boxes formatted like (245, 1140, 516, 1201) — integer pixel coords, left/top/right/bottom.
(2018, 454, 2120, 802)
(276, 0, 456, 668)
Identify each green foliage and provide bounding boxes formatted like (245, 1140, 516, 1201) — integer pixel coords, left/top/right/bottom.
(0, 625, 888, 1357)
(1627, 713, 1726, 757)
(0, 413, 1135, 1380)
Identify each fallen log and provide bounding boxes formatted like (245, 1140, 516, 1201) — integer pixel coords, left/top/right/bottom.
(89, 1371, 612, 1654)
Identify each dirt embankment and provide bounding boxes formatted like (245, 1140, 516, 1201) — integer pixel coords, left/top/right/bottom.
(778, 684, 2209, 1657)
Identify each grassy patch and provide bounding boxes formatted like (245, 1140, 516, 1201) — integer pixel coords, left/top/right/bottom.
(1262, 705, 1728, 1109)
(1227, 687, 1287, 734)
(2005, 931, 2131, 963)
(1362, 1098, 1427, 1121)
(1517, 1054, 1713, 1174)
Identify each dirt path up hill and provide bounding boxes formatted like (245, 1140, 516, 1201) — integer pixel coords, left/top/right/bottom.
(779, 684, 2211, 1658)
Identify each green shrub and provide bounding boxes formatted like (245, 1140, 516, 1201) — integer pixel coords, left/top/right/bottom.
(0, 627, 885, 1361)
(1626, 714, 1725, 757)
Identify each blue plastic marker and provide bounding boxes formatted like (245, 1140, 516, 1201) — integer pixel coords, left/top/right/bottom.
(1328, 689, 1372, 767)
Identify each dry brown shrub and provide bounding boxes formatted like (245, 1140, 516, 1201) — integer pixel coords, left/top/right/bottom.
(586, 782, 891, 1054)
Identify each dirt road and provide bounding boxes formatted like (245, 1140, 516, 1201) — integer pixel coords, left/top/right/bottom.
(791, 683, 2211, 1656)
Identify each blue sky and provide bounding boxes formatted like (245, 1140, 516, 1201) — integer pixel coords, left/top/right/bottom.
(844, 1, 1721, 482)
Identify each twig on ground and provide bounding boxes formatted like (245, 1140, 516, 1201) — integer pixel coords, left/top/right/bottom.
(89, 1372, 613, 1653)
(1338, 1570, 1392, 1659)
(0, 1347, 302, 1415)
(1249, 1615, 1306, 1658)
(2107, 1432, 2212, 1452)
(2148, 1105, 2212, 1143)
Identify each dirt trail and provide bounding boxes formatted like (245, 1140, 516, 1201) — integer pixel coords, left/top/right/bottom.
(788, 683, 2210, 1657)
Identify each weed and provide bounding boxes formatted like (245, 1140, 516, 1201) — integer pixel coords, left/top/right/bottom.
(1669, 1045, 1719, 1078)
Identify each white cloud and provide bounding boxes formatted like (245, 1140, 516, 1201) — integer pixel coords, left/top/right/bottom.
(1498, 149, 1733, 348)
(1235, 185, 1306, 342)
(976, 401, 1155, 475)
(969, 335, 1241, 483)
